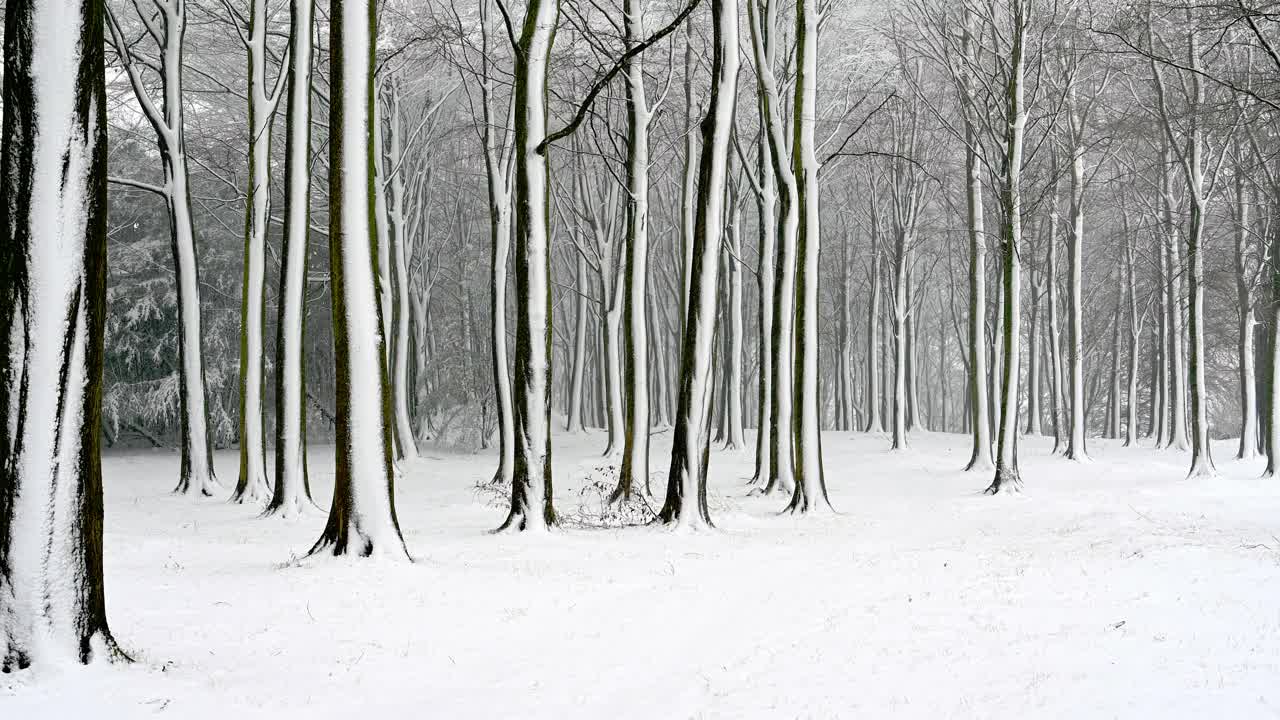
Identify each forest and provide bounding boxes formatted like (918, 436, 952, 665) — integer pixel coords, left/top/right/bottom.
(2, 0, 1280, 715)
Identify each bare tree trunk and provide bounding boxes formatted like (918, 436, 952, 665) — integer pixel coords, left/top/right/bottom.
(267, 0, 317, 516)
(985, 0, 1028, 495)
(786, 0, 829, 513)
(108, 0, 219, 497)
(500, 0, 559, 531)
(661, 0, 739, 527)
(616, 0, 653, 500)
(1, 0, 128, 665)
(309, 0, 409, 557)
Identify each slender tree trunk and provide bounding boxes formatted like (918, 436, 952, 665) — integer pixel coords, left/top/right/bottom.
(1064, 122, 1089, 460)
(267, 0, 316, 516)
(500, 0, 558, 531)
(751, 127, 776, 480)
(1235, 167, 1257, 460)
(661, 0, 738, 527)
(985, 2, 1027, 495)
(724, 192, 746, 450)
(866, 197, 885, 434)
(963, 109, 991, 470)
(786, 0, 829, 513)
(232, 0, 281, 503)
(616, 0, 652, 500)
(567, 251, 589, 432)
(1123, 234, 1140, 448)
(385, 86, 418, 462)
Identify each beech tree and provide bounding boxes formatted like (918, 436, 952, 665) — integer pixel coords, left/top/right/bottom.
(0, 0, 127, 667)
(106, 0, 220, 497)
(309, 0, 410, 557)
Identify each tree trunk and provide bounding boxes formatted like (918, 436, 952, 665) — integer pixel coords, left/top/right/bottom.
(785, 0, 829, 513)
(985, 2, 1027, 495)
(661, 0, 738, 527)
(309, 0, 409, 557)
(0, 0, 127, 666)
(616, 0, 652, 501)
(232, 0, 281, 503)
(500, 0, 559, 531)
(267, 0, 316, 517)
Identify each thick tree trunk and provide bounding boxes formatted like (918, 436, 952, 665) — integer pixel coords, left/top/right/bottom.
(0, 0, 126, 666)
(309, 0, 409, 558)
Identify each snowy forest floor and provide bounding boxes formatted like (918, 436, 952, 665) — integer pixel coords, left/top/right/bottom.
(3, 429, 1280, 718)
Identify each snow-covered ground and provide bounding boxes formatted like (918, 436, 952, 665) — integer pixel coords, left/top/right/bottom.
(3, 430, 1279, 718)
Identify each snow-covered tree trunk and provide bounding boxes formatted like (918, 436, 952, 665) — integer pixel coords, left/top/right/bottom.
(1235, 170, 1258, 460)
(615, 0, 652, 500)
(866, 195, 884, 434)
(107, 0, 219, 497)
(1153, 232, 1170, 444)
(838, 232, 855, 431)
(746, 0, 797, 495)
(1, 0, 127, 666)
(751, 129, 776, 480)
(411, 281, 433, 442)
(1123, 233, 1140, 447)
(1161, 145, 1190, 452)
(233, 0, 287, 504)
(386, 84, 418, 462)
(567, 251, 589, 432)
(1046, 190, 1066, 452)
(602, 260, 625, 457)
(500, 0, 559, 531)
(266, 0, 316, 517)
(479, 0, 516, 482)
(1026, 260, 1042, 436)
(1267, 240, 1280, 476)
(891, 226, 909, 450)
(679, 21, 697, 332)
(962, 96, 991, 470)
(1108, 297, 1122, 439)
(785, 0, 829, 513)
(660, 0, 738, 528)
(723, 190, 746, 451)
(309, 0, 409, 558)
(985, 0, 1027, 495)
(1064, 112, 1089, 461)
